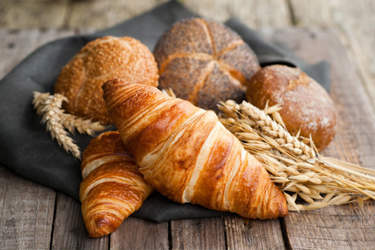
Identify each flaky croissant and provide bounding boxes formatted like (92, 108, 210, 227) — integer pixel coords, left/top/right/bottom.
(80, 131, 153, 237)
(102, 79, 288, 219)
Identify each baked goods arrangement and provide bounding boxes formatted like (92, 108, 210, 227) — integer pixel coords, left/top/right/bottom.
(31, 17, 375, 238)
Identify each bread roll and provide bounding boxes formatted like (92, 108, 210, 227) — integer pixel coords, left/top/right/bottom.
(246, 65, 336, 151)
(154, 18, 260, 112)
(54, 36, 159, 125)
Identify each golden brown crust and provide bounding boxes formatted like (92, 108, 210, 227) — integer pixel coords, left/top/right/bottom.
(154, 18, 260, 112)
(54, 36, 159, 125)
(103, 79, 288, 219)
(80, 131, 153, 237)
(246, 65, 337, 151)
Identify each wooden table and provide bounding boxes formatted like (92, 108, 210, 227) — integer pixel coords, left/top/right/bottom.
(1, 1, 375, 249)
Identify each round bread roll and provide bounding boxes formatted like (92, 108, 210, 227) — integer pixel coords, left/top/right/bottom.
(246, 65, 336, 151)
(154, 18, 260, 112)
(54, 36, 159, 125)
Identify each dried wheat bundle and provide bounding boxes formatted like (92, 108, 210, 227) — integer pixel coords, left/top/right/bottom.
(219, 100, 375, 211)
(32, 92, 106, 159)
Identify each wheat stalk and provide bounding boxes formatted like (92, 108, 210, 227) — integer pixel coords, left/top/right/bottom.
(218, 100, 375, 211)
(162, 88, 177, 98)
(32, 92, 106, 159)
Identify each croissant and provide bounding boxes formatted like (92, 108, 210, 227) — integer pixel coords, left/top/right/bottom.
(80, 131, 153, 237)
(103, 79, 288, 219)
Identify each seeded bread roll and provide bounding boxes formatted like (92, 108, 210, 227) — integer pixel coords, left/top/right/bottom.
(246, 65, 336, 151)
(154, 18, 260, 112)
(54, 36, 159, 125)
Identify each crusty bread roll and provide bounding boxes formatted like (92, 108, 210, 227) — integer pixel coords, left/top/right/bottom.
(54, 36, 159, 125)
(246, 65, 336, 151)
(154, 18, 260, 112)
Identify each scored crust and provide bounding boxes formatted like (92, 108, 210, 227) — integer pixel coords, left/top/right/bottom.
(54, 36, 159, 125)
(154, 18, 260, 112)
(246, 65, 337, 151)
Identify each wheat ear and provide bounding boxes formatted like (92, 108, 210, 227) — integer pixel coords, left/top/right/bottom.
(219, 100, 375, 211)
(32, 92, 106, 159)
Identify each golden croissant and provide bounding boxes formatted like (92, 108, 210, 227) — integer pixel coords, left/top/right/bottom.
(80, 131, 153, 237)
(103, 79, 288, 219)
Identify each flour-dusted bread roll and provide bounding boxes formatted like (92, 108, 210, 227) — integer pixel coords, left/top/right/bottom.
(246, 65, 337, 151)
(54, 36, 159, 125)
(154, 18, 260, 112)
(80, 131, 153, 238)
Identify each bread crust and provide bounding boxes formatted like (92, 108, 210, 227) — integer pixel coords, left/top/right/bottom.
(246, 65, 337, 151)
(54, 36, 159, 124)
(154, 18, 260, 112)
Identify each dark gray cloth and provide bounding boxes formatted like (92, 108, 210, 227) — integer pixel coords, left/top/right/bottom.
(0, 0, 330, 222)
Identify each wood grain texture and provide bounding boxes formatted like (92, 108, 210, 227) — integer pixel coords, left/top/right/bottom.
(224, 215, 285, 250)
(0, 0, 70, 29)
(171, 218, 226, 250)
(0, 0, 291, 30)
(0, 29, 83, 78)
(0, 166, 55, 250)
(0, 28, 80, 250)
(182, 0, 292, 28)
(51, 193, 108, 250)
(283, 204, 375, 250)
(262, 27, 375, 250)
(68, 0, 168, 29)
(110, 217, 168, 250)
(290, 0, 375, 124)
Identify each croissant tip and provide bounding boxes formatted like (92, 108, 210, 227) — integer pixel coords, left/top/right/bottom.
(86, 215, 122, 238)
(277, 195, 289, 218)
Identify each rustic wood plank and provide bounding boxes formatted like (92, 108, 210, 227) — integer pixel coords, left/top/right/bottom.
(0, 28, 83, 250)
(110, 217, 168, 250)
(171, 217, 226, 250)
(289, 0, 375, 122)
(282, 203, 375, 250)
(0, 0, 10, 28)
(0, 29, 82, 78)
(288, 0, 333, 27)
(182, 0, 292, 28)
(0, 167, 8, 204)
(51, 193, 108, 250)
(0, 0, 70, 29)
(68, 0, 168, 29)
(0, 166, 56, 250)
(262, 27, 375, 250)
(224, 215, 285, 250)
